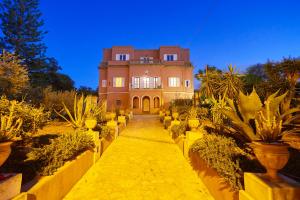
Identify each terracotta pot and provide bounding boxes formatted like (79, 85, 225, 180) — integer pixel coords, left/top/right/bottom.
(85, 119, 97, 130)
(188, 119, 199, 131)
(0, 141, 13, 167)
(119, 110, 125, 116)
(252, 142, 290, 180)
(165, 110, 171, 116)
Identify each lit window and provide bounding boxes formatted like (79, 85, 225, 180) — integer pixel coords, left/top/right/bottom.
(168, 77, 180, 87)
(143, 77, 150, 88)
(185, 80, 191, 88)
(113, 77, 124, 87)
(154, 77, 159, 88)
(102, 80, 107, 87)
(133, 77, 140, 88)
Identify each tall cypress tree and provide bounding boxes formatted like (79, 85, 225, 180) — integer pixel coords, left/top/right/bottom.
(0, 0, 75, 91)
(0, 0, 47, 72)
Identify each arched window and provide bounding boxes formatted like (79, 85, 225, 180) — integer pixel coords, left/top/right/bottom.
(133, 97, 139, 109)
(154, 97, 160, 108)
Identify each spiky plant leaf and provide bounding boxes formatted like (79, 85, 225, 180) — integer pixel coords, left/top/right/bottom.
(237, 89, 262, 122)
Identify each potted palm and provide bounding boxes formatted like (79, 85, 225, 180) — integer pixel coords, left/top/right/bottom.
(222, 89, 300, 180)
(0, 101, 22, 167)
(188, 107, 199, 131)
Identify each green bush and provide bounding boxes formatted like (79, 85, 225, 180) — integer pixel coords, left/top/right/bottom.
(190, 133, 253, 191)
(99, 125, 110, 139)
(0, 96, 49, 134)
(171, 122, 187, 139)
(26, 131, 94, 176)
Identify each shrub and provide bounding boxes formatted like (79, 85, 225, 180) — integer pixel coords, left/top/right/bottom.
(42, 87, 76, 118)
(26, 131, 94, 176)
(0, 96, 49, 134)
(99, 125, 110, 139)
(171, 122, 187, 139)
(190, 134, 253, 191)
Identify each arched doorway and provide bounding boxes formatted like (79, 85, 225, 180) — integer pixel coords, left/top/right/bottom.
(154, 97, 160, 108)
(142, 96, 150, 112)
(133, 97, 139, 109)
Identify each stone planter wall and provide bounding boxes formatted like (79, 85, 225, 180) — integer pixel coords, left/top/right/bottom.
(13, 150, 94, 200)
(189, 151, 239, 200)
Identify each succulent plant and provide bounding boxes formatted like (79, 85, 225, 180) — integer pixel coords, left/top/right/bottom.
(222, 89, 300, 142)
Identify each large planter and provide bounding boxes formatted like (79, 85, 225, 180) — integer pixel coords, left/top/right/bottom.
(0, 141, 12, 167)
(85, 119, 97, 130)
(189, 151, 238, 200)
(188, 119, 199, 131)
(252, 142, 290, 180)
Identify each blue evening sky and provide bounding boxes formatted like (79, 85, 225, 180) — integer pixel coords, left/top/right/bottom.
(39, 0, 300, 89)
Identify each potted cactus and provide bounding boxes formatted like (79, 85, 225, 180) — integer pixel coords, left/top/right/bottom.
(0, 101, 22, 167)
(222, 89, 300, 180)
(188, 107, 199, 131)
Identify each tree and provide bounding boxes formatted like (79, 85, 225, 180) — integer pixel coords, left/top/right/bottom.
(0, 50, 29, 96)
(77, 86, 97, 96)
(0, 0, 47, 73)
(0, 0, 75, 91)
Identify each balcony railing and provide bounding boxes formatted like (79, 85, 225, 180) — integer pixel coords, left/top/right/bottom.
(129, 60, 161, 65)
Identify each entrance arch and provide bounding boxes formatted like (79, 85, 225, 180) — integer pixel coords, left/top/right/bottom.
(142, 96, 150, 112)
(133, 96, 139, 109)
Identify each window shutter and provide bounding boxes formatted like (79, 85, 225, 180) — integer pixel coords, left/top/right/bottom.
(140, 77, 144, 88)
(150, 77, 154, 88)
(115, 54, 120, 61)
(132, 77, 135, 88)
(157, 77, 161, 87)
(126, 54, 130, 60)
(177, 78, 180, 87)
(173, 54, 178, 61)
(113, 77, 116, 87)
(122, 78, 125, 87)
(164, 54, 167, 61)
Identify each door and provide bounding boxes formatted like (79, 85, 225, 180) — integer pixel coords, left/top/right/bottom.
(142, 96, 150, 112)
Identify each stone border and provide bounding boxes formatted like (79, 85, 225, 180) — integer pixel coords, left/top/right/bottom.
(13, 150, 94, 200)
(189, 151, 238, 200)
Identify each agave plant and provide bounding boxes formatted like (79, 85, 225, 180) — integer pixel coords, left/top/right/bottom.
(0, 101, 23, 142)
(56, 94, 101, 129)
(222, 89, 300, 142)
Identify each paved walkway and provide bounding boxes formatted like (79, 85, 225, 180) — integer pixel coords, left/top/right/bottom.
(64, 115, 213, 200)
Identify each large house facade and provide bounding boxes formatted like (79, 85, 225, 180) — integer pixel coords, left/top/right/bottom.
(98, 46, 194, 114)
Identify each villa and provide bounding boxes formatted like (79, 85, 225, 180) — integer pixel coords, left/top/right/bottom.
(98, 46, 194, 114)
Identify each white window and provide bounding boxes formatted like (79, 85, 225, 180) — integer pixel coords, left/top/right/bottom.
(168, 77, 180, 87)
(163, 54, 178, 61)
(116, 54, 129, 61)
(133, 77, 140, 88)
(102, 80, 107, 87)
(143, 77, 150, 88)
(185, 80, 191, 88)
(113, 77, 125, 87)
(153, 77, 160, 88)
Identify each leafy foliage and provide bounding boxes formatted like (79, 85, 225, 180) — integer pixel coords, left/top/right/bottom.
(0, 50, 29, 97)
(42, 87, 76, 118)
(0, 100, 22, 142)
(0, 96, 49, 134)
(171, 122, 187, 139)
(26, 131, 94, 175)
(190, 134, 253, 191)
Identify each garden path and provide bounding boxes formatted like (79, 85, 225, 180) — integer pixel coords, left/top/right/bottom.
(64, 115, 213, 200)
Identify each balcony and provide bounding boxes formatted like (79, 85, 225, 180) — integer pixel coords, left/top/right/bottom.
(130, 60, 162, 65)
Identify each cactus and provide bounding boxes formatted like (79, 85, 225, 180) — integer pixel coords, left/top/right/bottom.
(0, 101, 23, 142)
(222, 89, 300, 142)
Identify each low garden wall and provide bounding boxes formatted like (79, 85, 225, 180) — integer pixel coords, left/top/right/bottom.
(16, 150, 94, 200)
(189, 151, 239, 200)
